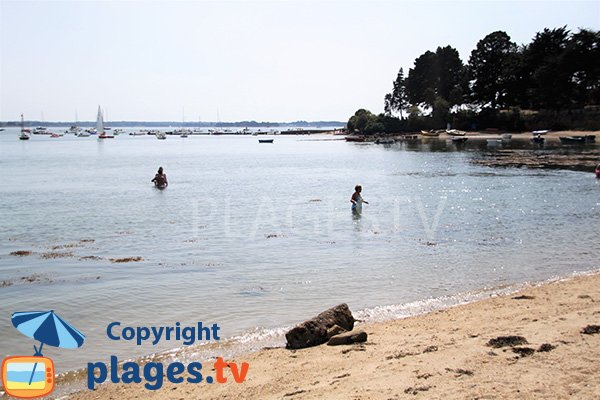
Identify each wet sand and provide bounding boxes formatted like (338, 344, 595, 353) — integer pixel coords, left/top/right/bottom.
(66, 272, 600, 399)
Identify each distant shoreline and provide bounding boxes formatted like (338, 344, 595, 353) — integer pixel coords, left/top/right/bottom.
(0, 121, 346, 128)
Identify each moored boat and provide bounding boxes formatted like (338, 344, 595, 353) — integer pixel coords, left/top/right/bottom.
(532, 129, 550, 135)
(19, 114, 30, 140)
(156, 131, 167, 140)
(559, 136, 586, 144)
(446, 129, 466, 136)
(420, 130, 440, 137)
(258, 138, 274, 143)
(96, 106, 114, 139)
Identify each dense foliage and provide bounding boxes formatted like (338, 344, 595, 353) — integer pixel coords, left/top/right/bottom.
(352, 27, 600, 134)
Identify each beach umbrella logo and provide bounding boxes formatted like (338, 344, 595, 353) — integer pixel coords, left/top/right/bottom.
(1, 310, 85, 399)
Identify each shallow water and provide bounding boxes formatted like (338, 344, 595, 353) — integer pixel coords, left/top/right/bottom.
(1, 129, 599, 374)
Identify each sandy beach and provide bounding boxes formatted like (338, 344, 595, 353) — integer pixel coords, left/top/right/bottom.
(66, 272, 600, 400)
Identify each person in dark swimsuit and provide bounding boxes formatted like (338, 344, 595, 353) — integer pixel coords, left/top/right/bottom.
(151, 166, 168, 188)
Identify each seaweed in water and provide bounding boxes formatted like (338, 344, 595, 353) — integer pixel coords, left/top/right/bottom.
(581, 325, 600, 335)
(486, 335, 528, 348)
(109, 257, 144, 263)
(9, 250, 32, 256)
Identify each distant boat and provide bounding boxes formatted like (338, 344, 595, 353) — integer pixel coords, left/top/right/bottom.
(50, 133, 62, 138)
(19, 114, 30, 140)
(532, 129, 550, 135)
(96, 106, 114, 139)
(420, 130, 440, 137)
(77, 130, 91, 137)
(258, 138, 274, 143)
(66, 125, 81, 134)
(446, 129, 466, 136)
(33, 126, 48, 135)
(156, 131, 167, 140)
(559, 136, 585, 144)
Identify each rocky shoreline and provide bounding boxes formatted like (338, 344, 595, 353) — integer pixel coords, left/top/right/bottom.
(472, 149, 600, 172)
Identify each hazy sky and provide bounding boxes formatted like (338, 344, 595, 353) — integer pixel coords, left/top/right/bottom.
(1, 0, 598, 122)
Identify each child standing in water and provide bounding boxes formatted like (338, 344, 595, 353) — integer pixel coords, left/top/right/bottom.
(351, 184, 369, 213)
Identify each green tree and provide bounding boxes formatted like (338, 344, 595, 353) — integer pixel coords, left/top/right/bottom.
(404, 47, 465, 109)
(435, 46, 465, 106)
(565, 28, 600, 106)
(468, 31, 518, 109)
(521, 27, 571, 109)
(385, 68, 409, 118)
(405, 51, 438, 107)
(347, 109, 379, 134)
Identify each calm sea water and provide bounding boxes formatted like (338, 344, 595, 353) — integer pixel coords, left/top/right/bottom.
(1, 128, 599, 375)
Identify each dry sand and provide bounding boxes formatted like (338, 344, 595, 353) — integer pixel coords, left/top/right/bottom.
(66, 272, 600, 399)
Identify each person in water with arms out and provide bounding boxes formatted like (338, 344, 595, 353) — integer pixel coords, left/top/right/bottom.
(152, 166, 168, 188)
(351, 184, 368, 213)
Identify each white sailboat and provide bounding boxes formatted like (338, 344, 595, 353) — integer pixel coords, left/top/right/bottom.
(19, 114, 30, 140)
(97, 106, 114, 139)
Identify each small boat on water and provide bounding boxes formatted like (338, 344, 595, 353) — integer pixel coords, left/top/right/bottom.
(559, 136, 586, 144)
(420, 130, 440, 137)
(345, 135, 366, 142)
(532, 129, 550, 135)
(50, 133, 62, 138)
(446, 129, 466, 136)
(156, 131, 167, 140)
(258, 138, 274, 143)
(19, 114, 30, 140)
(96, 106, 114, 139)
(33, 126, 49, 135)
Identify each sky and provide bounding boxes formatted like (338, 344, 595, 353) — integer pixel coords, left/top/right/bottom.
(1, 0, 598, 122)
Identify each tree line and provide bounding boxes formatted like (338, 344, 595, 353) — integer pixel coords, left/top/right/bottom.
(348, 27, 600, 134)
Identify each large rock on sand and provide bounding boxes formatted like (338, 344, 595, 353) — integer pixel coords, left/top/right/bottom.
(286, 303, 356, 349)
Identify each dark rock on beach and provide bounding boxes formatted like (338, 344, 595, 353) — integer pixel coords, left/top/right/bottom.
(581, 325, 600, 335)
(486, 335, 528, 348)
(327, 330, 367, 346)
(286, 303, 356, 349)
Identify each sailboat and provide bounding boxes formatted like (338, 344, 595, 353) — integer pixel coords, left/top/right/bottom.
(19, 114, 30, 140)
(97, 106, 114, 139)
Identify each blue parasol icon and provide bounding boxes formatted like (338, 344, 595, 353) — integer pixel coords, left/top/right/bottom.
(11, 310, 85, 385)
